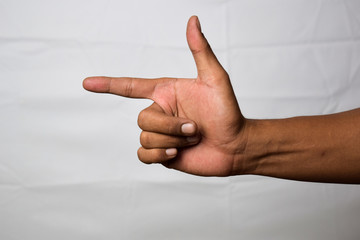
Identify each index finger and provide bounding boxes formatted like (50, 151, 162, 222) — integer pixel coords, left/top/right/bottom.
(83, 76, 165, 99)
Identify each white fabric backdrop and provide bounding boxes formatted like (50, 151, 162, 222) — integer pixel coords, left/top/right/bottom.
(1, 0, 360, 239)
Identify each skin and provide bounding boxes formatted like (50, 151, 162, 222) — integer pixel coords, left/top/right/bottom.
(83, 16, 360, 184)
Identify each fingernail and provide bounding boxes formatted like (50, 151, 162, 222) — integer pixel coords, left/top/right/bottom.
(187, 136, 199, 143)
(181, 123, 195, 134)
(166, 148, 177, 156)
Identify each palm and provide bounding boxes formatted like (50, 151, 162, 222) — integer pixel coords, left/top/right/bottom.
(151, 76, 245, 176)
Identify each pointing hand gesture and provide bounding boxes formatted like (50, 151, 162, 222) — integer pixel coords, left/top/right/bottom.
(83, 16, 248, 176)
(84, 16, 360, 183)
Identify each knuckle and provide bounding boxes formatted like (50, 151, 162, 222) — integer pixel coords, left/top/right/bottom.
(137, 109, 148, 129)
(137, 148, 151, 164)
(137, 148, 143, 161)
(137, 147, 166, 164)
(123, 78, 134, 97)
(139, 131, 151, 148)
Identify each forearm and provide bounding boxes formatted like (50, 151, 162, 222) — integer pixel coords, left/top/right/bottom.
(238, 108, 360, 183)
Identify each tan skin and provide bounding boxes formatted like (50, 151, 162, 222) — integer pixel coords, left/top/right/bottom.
(83, 16, 360, 183)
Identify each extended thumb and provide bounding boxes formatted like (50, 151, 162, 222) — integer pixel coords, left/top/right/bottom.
(186, 16, 225, 79)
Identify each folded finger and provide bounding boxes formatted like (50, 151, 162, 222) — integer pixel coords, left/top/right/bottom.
(140, 131, 200, 149)
(137, 147, 177, 164)
(138, 103, 197, 136)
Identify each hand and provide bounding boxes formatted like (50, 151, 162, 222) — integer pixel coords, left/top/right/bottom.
(83, 16, 249, 176)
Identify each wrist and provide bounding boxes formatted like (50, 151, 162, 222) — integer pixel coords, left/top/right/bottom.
(231, 118, 283, 177)
(231, 119, 261, 176)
